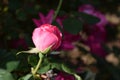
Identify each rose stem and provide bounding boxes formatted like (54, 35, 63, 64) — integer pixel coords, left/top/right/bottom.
(32, 53, 43, 76)
(53, 0, 63, 20)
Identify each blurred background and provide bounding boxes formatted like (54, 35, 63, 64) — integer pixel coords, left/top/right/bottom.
(0, 0, 120, 80)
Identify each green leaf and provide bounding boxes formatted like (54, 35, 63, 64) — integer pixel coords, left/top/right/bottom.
(61, 64, 82, 80)
(6, 61, 19, 72)
(74, 74, 82, 80)
(0, 69, 15, 80)
(51, 63, 62, 70)
(79, 12, 100, 25)
(61, 64, 73, 73)
(0, 49, 16, 68)
(63, 18, 83, 34)
(18, 74, 32, 80)
(47, 57, 63, 70)
(37, 64, 51, 74)
(28, 55, 39, 67)
(37, 57, 50, 74)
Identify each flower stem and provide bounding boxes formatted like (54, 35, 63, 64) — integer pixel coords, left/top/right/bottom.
(53, 0, 63, 20)
(32, 53, 44, 76)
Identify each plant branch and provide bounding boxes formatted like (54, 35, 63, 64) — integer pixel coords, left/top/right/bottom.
(32, 53, 44, 76)
(53, 0, 63, 20)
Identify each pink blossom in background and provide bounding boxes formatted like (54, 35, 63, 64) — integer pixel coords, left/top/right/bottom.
(78, 4, 108, 57)
(32, 10, 54, 27)
(59, 32, 80, 50)
(90, 43, 107, 58)
(78, 4, 108, 31)
(83, 25, 106, 43)
(78, 4, 95, 14)
(32, 9, 65, 27)
(32, 24, 62, 52)
(56, 16, 67, 27)
(82, 35, 107, 58)
(55, 72, 75, 80)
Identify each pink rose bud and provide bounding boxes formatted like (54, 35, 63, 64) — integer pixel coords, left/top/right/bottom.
(32, 24, 62, 52)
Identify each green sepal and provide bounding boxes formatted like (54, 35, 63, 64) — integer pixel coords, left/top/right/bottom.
(16, 48, 40, 55)
(39, 52, 44, 59)
(6, 61, 20, 72)
(74, 74, 82, 80)
(18, 74, 32, 80)
(37, 64, 51, 74)
(41, 45, 52, 54)
(0, 69, 15, 80)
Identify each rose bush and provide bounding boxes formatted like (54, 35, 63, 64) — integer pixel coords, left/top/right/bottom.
(32, 24, 62, 52)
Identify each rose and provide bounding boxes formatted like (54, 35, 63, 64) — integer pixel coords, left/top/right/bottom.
(32, 24, 62, 52)
(32, 10, 80, 51)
